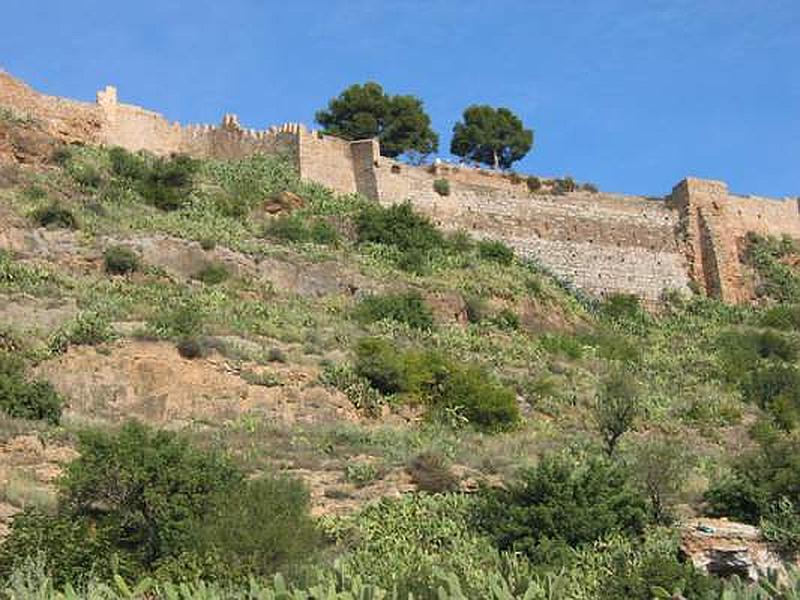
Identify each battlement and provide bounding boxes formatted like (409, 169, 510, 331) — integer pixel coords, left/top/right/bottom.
(1, 69, 797, 305)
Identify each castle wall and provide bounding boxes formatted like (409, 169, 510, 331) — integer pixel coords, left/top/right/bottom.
(373, 157, 690, 304)
(297, 128, 358, 194)
(667, 179, 800, 302)
(4, 69, 799, 306)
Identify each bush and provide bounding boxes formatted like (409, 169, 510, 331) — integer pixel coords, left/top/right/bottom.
(326, 494, 500, 598)
(705, 425, 800, 524)
(526, 175, 541, 193)
(475, 454, 648, 564)
(487, 308, 520, 330)
(477, 239, 514, 265)
(581, 182, 599, 193)
(408, 451, 459, 493)
(356, 201, 444, 254)
(433, 178, 450, 196)
(176, 336, 209, 359)
(355, 292, 434, 330)
(149, 300, 205, 339)
(262, 215, 339, 245)
(353, 338, 518, 431)
(267, 347, 287, 363)
(744, 233, 800, 302)
(102, 245, 139, 275)
(193, 263, 230, 286)
(0, 510, 123, 587)
(59, 422, 242, 573)
(193, 475, 318, 577)
(599, 293, 647, 323)
(30, 204, 77, 230)
(139, 154, 198, 211)
(108, 146, 148, 181)
(761, 304, 800, 330)
(48, 312, 115, 354)
(741, 362, 800, 430)
(553, 177, 577, 194)
(0, 353, 64, 424)
(592, 369, 640, 456)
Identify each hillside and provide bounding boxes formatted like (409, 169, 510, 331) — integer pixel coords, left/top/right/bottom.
(0, 105, 799, 598)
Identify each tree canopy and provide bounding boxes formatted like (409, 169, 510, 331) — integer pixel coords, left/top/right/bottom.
(315, 82, 439, 160)
(450, 105, 533, 169)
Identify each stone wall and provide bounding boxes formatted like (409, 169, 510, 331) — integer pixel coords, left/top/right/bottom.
(3, 69, 799, 305)
(371, 155, 690, 304)
(667, 178, 800, 302)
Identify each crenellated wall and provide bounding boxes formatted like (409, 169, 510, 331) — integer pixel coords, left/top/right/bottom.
(2, 69, 798, 305)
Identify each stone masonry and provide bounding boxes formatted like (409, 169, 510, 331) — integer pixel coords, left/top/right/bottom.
(1, 69, 797, 304)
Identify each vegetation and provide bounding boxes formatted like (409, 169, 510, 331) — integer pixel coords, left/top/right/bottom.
(433, 178, 450, 196)
(315, 82, 438, 159)
(354, 291, 434, 330)
(0, 353, 63, 424)
(103, 245, 140, 275)
(450, 105, 533, 169)
(3, 136, 800, 596)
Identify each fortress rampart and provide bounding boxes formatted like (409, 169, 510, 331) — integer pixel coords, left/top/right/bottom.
(2, 70, 797, 304)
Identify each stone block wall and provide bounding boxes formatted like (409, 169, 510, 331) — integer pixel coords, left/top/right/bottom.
(371, 156, 690, 304)
(3, 69, 799, 305)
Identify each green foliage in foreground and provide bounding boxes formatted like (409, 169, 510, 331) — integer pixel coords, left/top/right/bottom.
(475, 453, 648, 565)
(354, 337, 519, 430)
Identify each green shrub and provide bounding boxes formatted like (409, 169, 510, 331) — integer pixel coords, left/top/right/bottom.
(30, 204, 77, 230)
(705, 425, 800, 524)
(581, 182, 599, 193)
(408, 451, 459, 493)
(193, 475, 318, 577)
(59, 421, 242, 573)
(599, 293, 647, 323)
(761, 497, 800, 556)
(355, 201, 444, 254)
(553, 177, 577, 194)
(355, 292, 434, 330)
(526, 176, 541, 193)
(464, 294, 488, 324)
(139, 154, 198, 211)
(0, 353, 64, 424)
(319, 361, 383, 416)
(308, 219, 340, 244)
(344, 462, 380, 487)
(741, 363, 800, 430)
(149, 300, 205, 339)
(592, 369, 641, 456)
(353, 338, 518, 431)
(263, 215, 309, 243)
(262, 216, 339, 245)
(477, 239, 514, 265)
(475, 454, 648, 564)
(433, 178, 450, 196)
(194, 263, 230, 286)
(102, 245, 140, 275)
(48, 312, 115, 354)
(0, 510, 123, 587)
(761, 304, 800, 330)
(108, 146, 148, 181)
(487, 308, 520, 330)
(71, 165, 103, 188)
(327, 494, 500, 598)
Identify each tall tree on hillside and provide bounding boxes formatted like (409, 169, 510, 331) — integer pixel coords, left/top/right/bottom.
(315, 82, 439, 160)
(450, 105, 533, 169)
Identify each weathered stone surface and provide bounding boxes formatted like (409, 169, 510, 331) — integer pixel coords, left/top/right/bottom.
(680, 517, 791, 582)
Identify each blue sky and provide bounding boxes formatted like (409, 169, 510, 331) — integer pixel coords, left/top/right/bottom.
(1, 0, 798, 197)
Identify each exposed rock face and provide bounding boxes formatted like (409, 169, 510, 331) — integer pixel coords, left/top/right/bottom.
(262, 190, 305, 215)
(681, 518, 790, 582)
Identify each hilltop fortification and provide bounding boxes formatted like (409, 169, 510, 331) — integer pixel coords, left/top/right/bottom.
(2, 70, 797, 304)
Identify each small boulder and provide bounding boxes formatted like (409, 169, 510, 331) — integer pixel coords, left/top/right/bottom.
(680, 517, 789, 582)
(263, 190, 305, 215)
